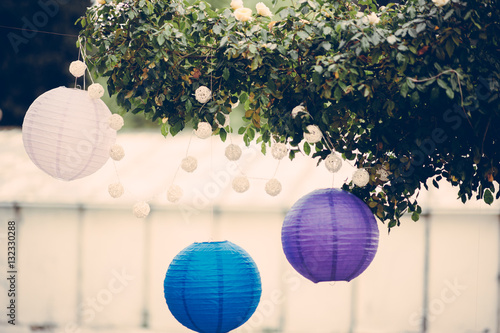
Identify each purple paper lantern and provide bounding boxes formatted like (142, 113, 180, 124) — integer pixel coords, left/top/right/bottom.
(281, 188, 379, 283)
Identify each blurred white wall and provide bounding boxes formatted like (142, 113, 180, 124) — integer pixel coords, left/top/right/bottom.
(0, 129, 498, 333)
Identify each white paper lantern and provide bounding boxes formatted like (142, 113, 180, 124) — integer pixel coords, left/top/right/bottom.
(108, 182, 124, 198)
(110, 144, 125, 161)
(22, 87, 116, 181)
(325, 154, 342, 173)
(167, 185, 183, 203)
(265, 178, 282, 196)
(181, 156, 198, 173)
(194, 122, 213, 139)
(304, 125, 323, 144)
(232, 175, 250, 193)
(353, 168, 370, 187)
(69, 60, 87, 78)
(225, 144, 242, 161)
(195, 86, 212, 103)
(88, 83, 105, 99)
(271, 143, 287, 160)
(133, 201, 150, 218)
(109, 114, 124, 131)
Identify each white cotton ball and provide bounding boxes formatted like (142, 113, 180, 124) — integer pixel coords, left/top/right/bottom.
(225, 144, 242, 161)
(194, 122, 213, 139)
(110, 144, 125, 161)
(133, 201, 150, 218)
(265, 178, 282, 196)
(291, 105, 307, 118)
(88, 83, 105, 99)
(352, 168, 370, 187)
(69, 60, 87, 78)
(195, 86, 212, 104)
(109, 114, 124, 131)
(304, 125, 323, 144)
(181, 156, 198, 172)
(108, 182, 124, 198)
(271, 142, 287, 160)
(167, 185, 183, 203)
(232, 175, 250, 193)
(325, 154, 342, 173)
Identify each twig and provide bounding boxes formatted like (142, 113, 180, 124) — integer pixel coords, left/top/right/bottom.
(482, 117, 491, 156)
(409, 69, 473, 129)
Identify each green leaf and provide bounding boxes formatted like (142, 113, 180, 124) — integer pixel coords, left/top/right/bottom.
(297, 31, 309, 40)
(157, 34, 165, 46)
(161, 122, 169, 137)
(239, 92, 248, 104)
(222, 67, 230, 81)
(411, 211, 420, 222)
(400, 82, 409, 98)
(445, 39, 455, 58)
(303, 142, 311, 155)
(219, 128, 227, 142)
(484, 189, 493, 205)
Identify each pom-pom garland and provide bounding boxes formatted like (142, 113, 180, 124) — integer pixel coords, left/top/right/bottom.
(108, 182, 124, 198)
(304, 125, 323, 144)
(110, 144, 125, 161)
(195, 86, 212, 104)
(133, 201, 150, 218)
(325, 154, 342, 173)
(225, 144, 242, 161)
(232, 175, 250, 193)
(109, 114, 124, 131)
(181, 156, 198, 173)
(167, 185, 183, 203)
(194, 122, 213, 139)
(271, 143, 287, 160)
(69, 60, 87, 78)
(352, 168, 370, 187)
(265, 178, 282, 196)
(88, 83, 105, 99)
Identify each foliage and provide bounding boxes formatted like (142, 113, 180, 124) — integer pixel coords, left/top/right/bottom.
(78, 0, 500, 230)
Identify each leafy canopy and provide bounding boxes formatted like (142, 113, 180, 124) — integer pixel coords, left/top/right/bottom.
(78, 0, 500, 230)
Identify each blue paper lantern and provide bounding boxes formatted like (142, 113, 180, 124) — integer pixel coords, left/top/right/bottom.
(281, 188, 379, 283)
(164, 241, 262, 333)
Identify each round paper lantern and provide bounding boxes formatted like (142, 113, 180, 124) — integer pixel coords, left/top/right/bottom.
(164, 241, 262, 333)
(281, 188, 379, 283)
(22, 87, 116, 181)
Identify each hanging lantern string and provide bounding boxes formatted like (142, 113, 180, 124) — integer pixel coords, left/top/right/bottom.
(272, 159, 281, 179)
(74, 37, 84, 89)
(79, 36, 95, 86)
(0, 24, 79, 38)
(305, 112, 356, 169)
